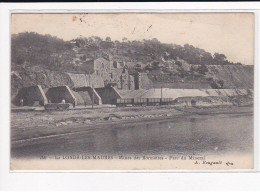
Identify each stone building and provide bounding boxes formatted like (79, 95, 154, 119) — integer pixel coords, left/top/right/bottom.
(94, 57, 111, 77)
(119, 65, 135, 90)
(82, 56, 136, 90)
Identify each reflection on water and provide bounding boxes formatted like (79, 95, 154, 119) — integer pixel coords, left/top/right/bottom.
(12, 114, 254, 158)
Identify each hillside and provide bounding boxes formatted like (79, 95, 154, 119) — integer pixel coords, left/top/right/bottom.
(141, 65, 254, 89)
(11, 32, 254, 94)
(11, 32, 245, 71)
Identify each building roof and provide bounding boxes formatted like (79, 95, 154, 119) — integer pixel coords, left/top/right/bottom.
(117, 89, 248, 100)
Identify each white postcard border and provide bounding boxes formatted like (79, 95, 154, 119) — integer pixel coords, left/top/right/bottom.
(1, 2, 260, 190)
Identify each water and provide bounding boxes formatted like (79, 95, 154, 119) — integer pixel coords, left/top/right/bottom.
(12, 114, 254, 158)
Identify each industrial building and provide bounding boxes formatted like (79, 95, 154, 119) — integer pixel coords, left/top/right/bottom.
(12, 85, 48, 106)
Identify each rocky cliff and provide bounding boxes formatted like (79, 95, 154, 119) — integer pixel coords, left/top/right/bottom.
(140, 65, 253, 89)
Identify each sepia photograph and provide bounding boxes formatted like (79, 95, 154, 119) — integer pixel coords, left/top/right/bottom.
(10, 12, 254, 170)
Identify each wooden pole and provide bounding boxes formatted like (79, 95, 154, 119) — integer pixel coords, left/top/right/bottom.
(88, 70, 90, 86)
(92, 84, 94, 109)
(161, 86, 163, 105)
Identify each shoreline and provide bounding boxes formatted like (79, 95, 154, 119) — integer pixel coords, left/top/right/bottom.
(11, 105, 253, 145)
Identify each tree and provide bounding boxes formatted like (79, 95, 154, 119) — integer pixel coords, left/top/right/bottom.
(197, 64, 208, 75)
(201, 52, 213, 65)
(105, 37, 111, 42)
(92, 36, 103, 43)
(151, 38, 159, 43)
(213, 53, 227, 64)
(87, 37, 94, 44)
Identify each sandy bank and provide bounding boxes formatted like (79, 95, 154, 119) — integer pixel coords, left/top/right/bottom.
(11, 105, 253, 145)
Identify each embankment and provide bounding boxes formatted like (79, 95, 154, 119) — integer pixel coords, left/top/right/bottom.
(11, 105, 253, 144)
(140, 65, 254, 89)
(206, 65, 254, 89)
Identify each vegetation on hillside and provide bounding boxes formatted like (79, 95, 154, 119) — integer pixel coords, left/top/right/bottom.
(72, 36, 242, 65)
(11, 32, 252, 93)
(12, 32, 242, 72)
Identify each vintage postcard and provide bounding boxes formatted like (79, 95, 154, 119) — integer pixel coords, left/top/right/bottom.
(10, 12, 255, 170)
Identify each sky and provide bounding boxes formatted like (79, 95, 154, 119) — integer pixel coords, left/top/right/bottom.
(11, 13, 254, 65)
